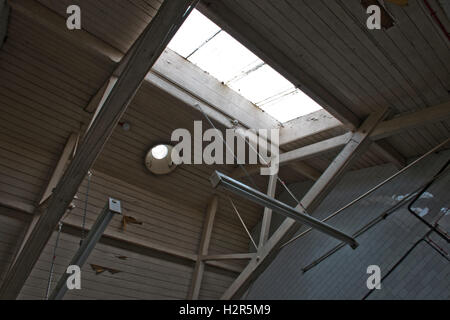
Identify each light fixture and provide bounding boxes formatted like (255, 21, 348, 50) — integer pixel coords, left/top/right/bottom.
(151, 144, 169, 159)
(145, 144, 177, 175)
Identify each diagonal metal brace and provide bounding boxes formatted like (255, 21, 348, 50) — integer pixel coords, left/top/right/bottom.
(210, 171, 358, 249)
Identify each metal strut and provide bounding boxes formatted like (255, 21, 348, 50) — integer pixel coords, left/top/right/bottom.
(210, 171, 359, 249)
(48, 198, 122, 300)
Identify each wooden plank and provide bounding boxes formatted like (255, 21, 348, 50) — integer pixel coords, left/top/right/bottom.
(279, 133, 352, 165)
(188, 195, 218, 300)
(258, 173, 278, 248)
(0, 0, 197, 300)
(38, 133, 79, 205)
(220, 108, 389, 299)
(201, 253, 254, 261)
(371, 101, 450, 140)
(197, 0, 360, 129)
(279, 110, 344, 146)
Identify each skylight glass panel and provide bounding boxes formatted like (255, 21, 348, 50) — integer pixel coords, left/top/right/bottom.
(166, 9, 324, 123)
(228, 64, 294, 104)
(259, 89, 323, 122)
(188, 31, 263, 83)
(167, 10, 221, 58)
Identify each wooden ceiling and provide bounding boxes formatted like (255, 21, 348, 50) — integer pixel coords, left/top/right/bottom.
(200, 0, 450, 160)
(0, 0, 449, 300)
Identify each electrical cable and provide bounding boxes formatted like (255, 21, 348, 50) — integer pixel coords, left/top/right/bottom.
(281, 138, 450, 248)
(45, 222, 62, 300)
(300, 165, 449, 273)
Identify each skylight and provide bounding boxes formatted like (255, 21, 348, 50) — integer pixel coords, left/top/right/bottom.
(168, 9, 323, 123)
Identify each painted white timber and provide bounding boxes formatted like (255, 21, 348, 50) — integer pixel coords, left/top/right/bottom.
(220, 108, 389, 299)
(39, 133, 79, 205)
(0, 0, 198, 300)
(201, 253, 255, 261)
(258, 174, 278, 248)
(188, 195, 219, 300)
(371, 101, 450, 140)
(279, 133, 352, 165)
(279, 110, 344, 146)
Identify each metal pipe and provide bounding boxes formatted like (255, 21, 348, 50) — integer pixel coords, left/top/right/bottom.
(210, 171, 359, 249)
(281, 138, 449, 248)
(407, 161, 449, 243)
(301, 160, 449, 273)
(49, 198, 122, 300)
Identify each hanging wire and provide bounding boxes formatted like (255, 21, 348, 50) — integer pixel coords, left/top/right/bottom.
(194, 103, 259, 190)
(281, 138, 450, 249)
(194, 103, 307, 212)
(45, 222, 63, 300)
(227, 195, 258, 250)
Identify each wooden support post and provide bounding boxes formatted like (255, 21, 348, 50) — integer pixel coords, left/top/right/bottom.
(0, 0, 198, 299)
(220, 109, 388, 299)
(188, 195, 219, 300)
(258, 174, 278, 249)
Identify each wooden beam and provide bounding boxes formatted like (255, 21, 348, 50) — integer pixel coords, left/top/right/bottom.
(38, 133, 79, 205)
(0, 0, 198, 300)
(279, 110, 345, 146)
(201, 253, 254, 261)
(220, 109, 388, 299)
(0, 202, 242, 275)
(231, 160, 321, 181)
(152, 49, 280, 130)
(198, 0, 360, 129)
(370, 101, 450, 140)
(197, 1, 408, 171)
(279, 133, 352, 165)
(258, 174, 277, 248)
(188, 195, 219, 300)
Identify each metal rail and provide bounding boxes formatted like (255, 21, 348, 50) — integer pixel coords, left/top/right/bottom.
(281, 138, 450, 248)
(210, 171, 358, 249)
(48, 198, 122, 300)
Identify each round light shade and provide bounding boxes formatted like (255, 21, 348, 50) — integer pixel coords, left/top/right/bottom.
(145, 144, 176, 175)
(151, 144, 168, 159)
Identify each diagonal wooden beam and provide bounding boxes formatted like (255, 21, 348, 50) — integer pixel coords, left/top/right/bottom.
(0, 0, 198, 300)
(220, 108, 389, 299)
(188, 195, 219, 300)
(38, 133, 79, 206)
(279, 133, 352, 165)
(10, 132, 79, 269)
(258, 174, 278, 248)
